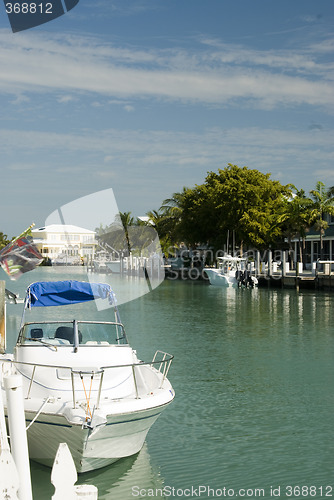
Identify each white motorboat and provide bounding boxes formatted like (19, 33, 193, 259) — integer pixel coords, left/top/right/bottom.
(106, 260, 121, 274)
(0, 280, 174, 473)
(92, 251, 111, 273)
(204, 255, 258, 288)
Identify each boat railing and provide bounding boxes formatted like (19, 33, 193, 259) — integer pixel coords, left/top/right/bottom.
(1, 351, 173, 412)
(151, 350, 173, 388)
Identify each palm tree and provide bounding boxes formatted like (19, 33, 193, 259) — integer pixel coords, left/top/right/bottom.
(119, 212, 134, 255)
(160, 187, 189, 219)
(309, 182, 334, 259)
(159, 187, 190, 247)
(282, 188, 312, 264)
(144, 209, 174, 256)
(144, 210, 162, 228)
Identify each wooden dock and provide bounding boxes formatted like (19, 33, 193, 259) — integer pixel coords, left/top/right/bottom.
(258, 273, 334, 291)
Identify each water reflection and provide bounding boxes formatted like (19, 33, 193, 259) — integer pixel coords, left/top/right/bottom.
(78, 443, 165, 500)
(30, 443, 164, 500)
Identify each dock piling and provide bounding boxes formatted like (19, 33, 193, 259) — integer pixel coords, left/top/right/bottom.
(0, 281, 5, 354)
(4, 373, 33, 500)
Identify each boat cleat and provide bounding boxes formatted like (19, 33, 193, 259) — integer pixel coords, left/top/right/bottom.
(83, 411, 107, 436)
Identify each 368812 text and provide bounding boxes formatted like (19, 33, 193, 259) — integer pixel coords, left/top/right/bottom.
(5, 3, 53, 14)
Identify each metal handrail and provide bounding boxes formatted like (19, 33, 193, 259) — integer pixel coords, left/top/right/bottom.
(1, 351, 173, 414)
(1, 352, 173, 372)
(21, 321, 124, 326)
(151, 350, 174, 388)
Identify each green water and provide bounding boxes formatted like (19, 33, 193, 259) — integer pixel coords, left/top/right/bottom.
(2, 267, 334, 499)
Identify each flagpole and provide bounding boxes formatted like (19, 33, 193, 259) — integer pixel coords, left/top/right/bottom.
(9, 223, 35, 246)
(0, 223, 43, 280)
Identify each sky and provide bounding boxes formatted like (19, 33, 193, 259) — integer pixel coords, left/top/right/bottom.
(0, 0, 333, 237)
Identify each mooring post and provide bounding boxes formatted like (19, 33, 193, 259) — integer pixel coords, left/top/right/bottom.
(51, 443, 98, 500)
(4, 373, 33, 500)
(267, 250, 272, 287)
(0, 374, 19, 500)
(0, 281, 5, 354)
(254, 250, 260, 278)
(267, 250, 272, 276)
(281, 251, 286, 278)
(295, 261, 300, 292)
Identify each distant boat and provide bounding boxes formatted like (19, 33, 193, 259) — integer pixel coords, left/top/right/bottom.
(0, 280, 174, 473)
(106, 260, 121, 274)
(92, 251, 112, 273)
(204, 255, 258, 288)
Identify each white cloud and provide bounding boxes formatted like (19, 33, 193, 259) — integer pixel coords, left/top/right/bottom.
(0, 123, 333, 236)
(57, 95, 75, 103)
(1, 125, 333, 182)
(0, 30, 333, 111)
(9, 93, 30, 105)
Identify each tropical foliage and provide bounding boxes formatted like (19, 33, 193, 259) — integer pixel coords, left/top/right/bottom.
(146, 169, 334, 259)
(278, 188, 313, 263)
(308, 182, 334, 257)
(0, 232, 10, 251)
(3, 168, 333, 262)
(96, 211, 160, 256)
(169, 165, 291, 251)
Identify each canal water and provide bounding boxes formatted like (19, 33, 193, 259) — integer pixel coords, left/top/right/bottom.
(2, 267, 334, 499)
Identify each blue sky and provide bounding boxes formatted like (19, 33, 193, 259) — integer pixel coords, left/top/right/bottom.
(0, 0, 333, 237)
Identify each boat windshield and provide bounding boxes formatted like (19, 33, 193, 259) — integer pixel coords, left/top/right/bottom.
(19, 321, 127, 346)
(217, 258, 246, 271)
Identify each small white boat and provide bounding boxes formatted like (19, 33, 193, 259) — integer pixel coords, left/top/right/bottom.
(92, 251, 111, 273)
(0, 280, 174, 473)
(204, 255, 258, 288)
(106, 260, 121, 274)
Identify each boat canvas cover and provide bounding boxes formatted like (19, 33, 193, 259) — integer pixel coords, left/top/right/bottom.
(25, 280, 116, 308)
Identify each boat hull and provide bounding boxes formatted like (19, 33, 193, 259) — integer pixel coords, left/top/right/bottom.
(106, 261, 121, 274)
(24, 403, 170, 473)
(204, 269, 258, 288)
(204, 269, 235, 287)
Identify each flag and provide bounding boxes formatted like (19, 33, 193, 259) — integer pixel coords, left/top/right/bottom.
(0, 224, 43, 280)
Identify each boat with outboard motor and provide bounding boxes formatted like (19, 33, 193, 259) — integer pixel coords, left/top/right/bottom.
(0, 280, 174, 473)
(204, 255, 258, 287)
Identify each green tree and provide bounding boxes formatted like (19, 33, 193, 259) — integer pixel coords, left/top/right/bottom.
(144, 209, 175, 255)
(158, 187, 191, 255)
(0, 232, 10, 251)
(178, 164, 290, 252)
(309, 181, 334, 258)
(96, 212, 135, 255)
(98, 212, 160, 257)
(160, 187, 189, 219)
(159, 187, 190, 246)
(278, 188, 313, 264)
(119, 211, 134, 254)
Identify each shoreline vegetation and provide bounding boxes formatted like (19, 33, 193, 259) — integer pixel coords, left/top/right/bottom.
(97, 164, 334, 266)
(1, 165, 334, 267)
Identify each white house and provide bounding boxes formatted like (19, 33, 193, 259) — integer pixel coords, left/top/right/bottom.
(32, 225, 97, 264)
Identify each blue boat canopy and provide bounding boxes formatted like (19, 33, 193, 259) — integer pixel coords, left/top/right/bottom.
(25, 280, 116, 308)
